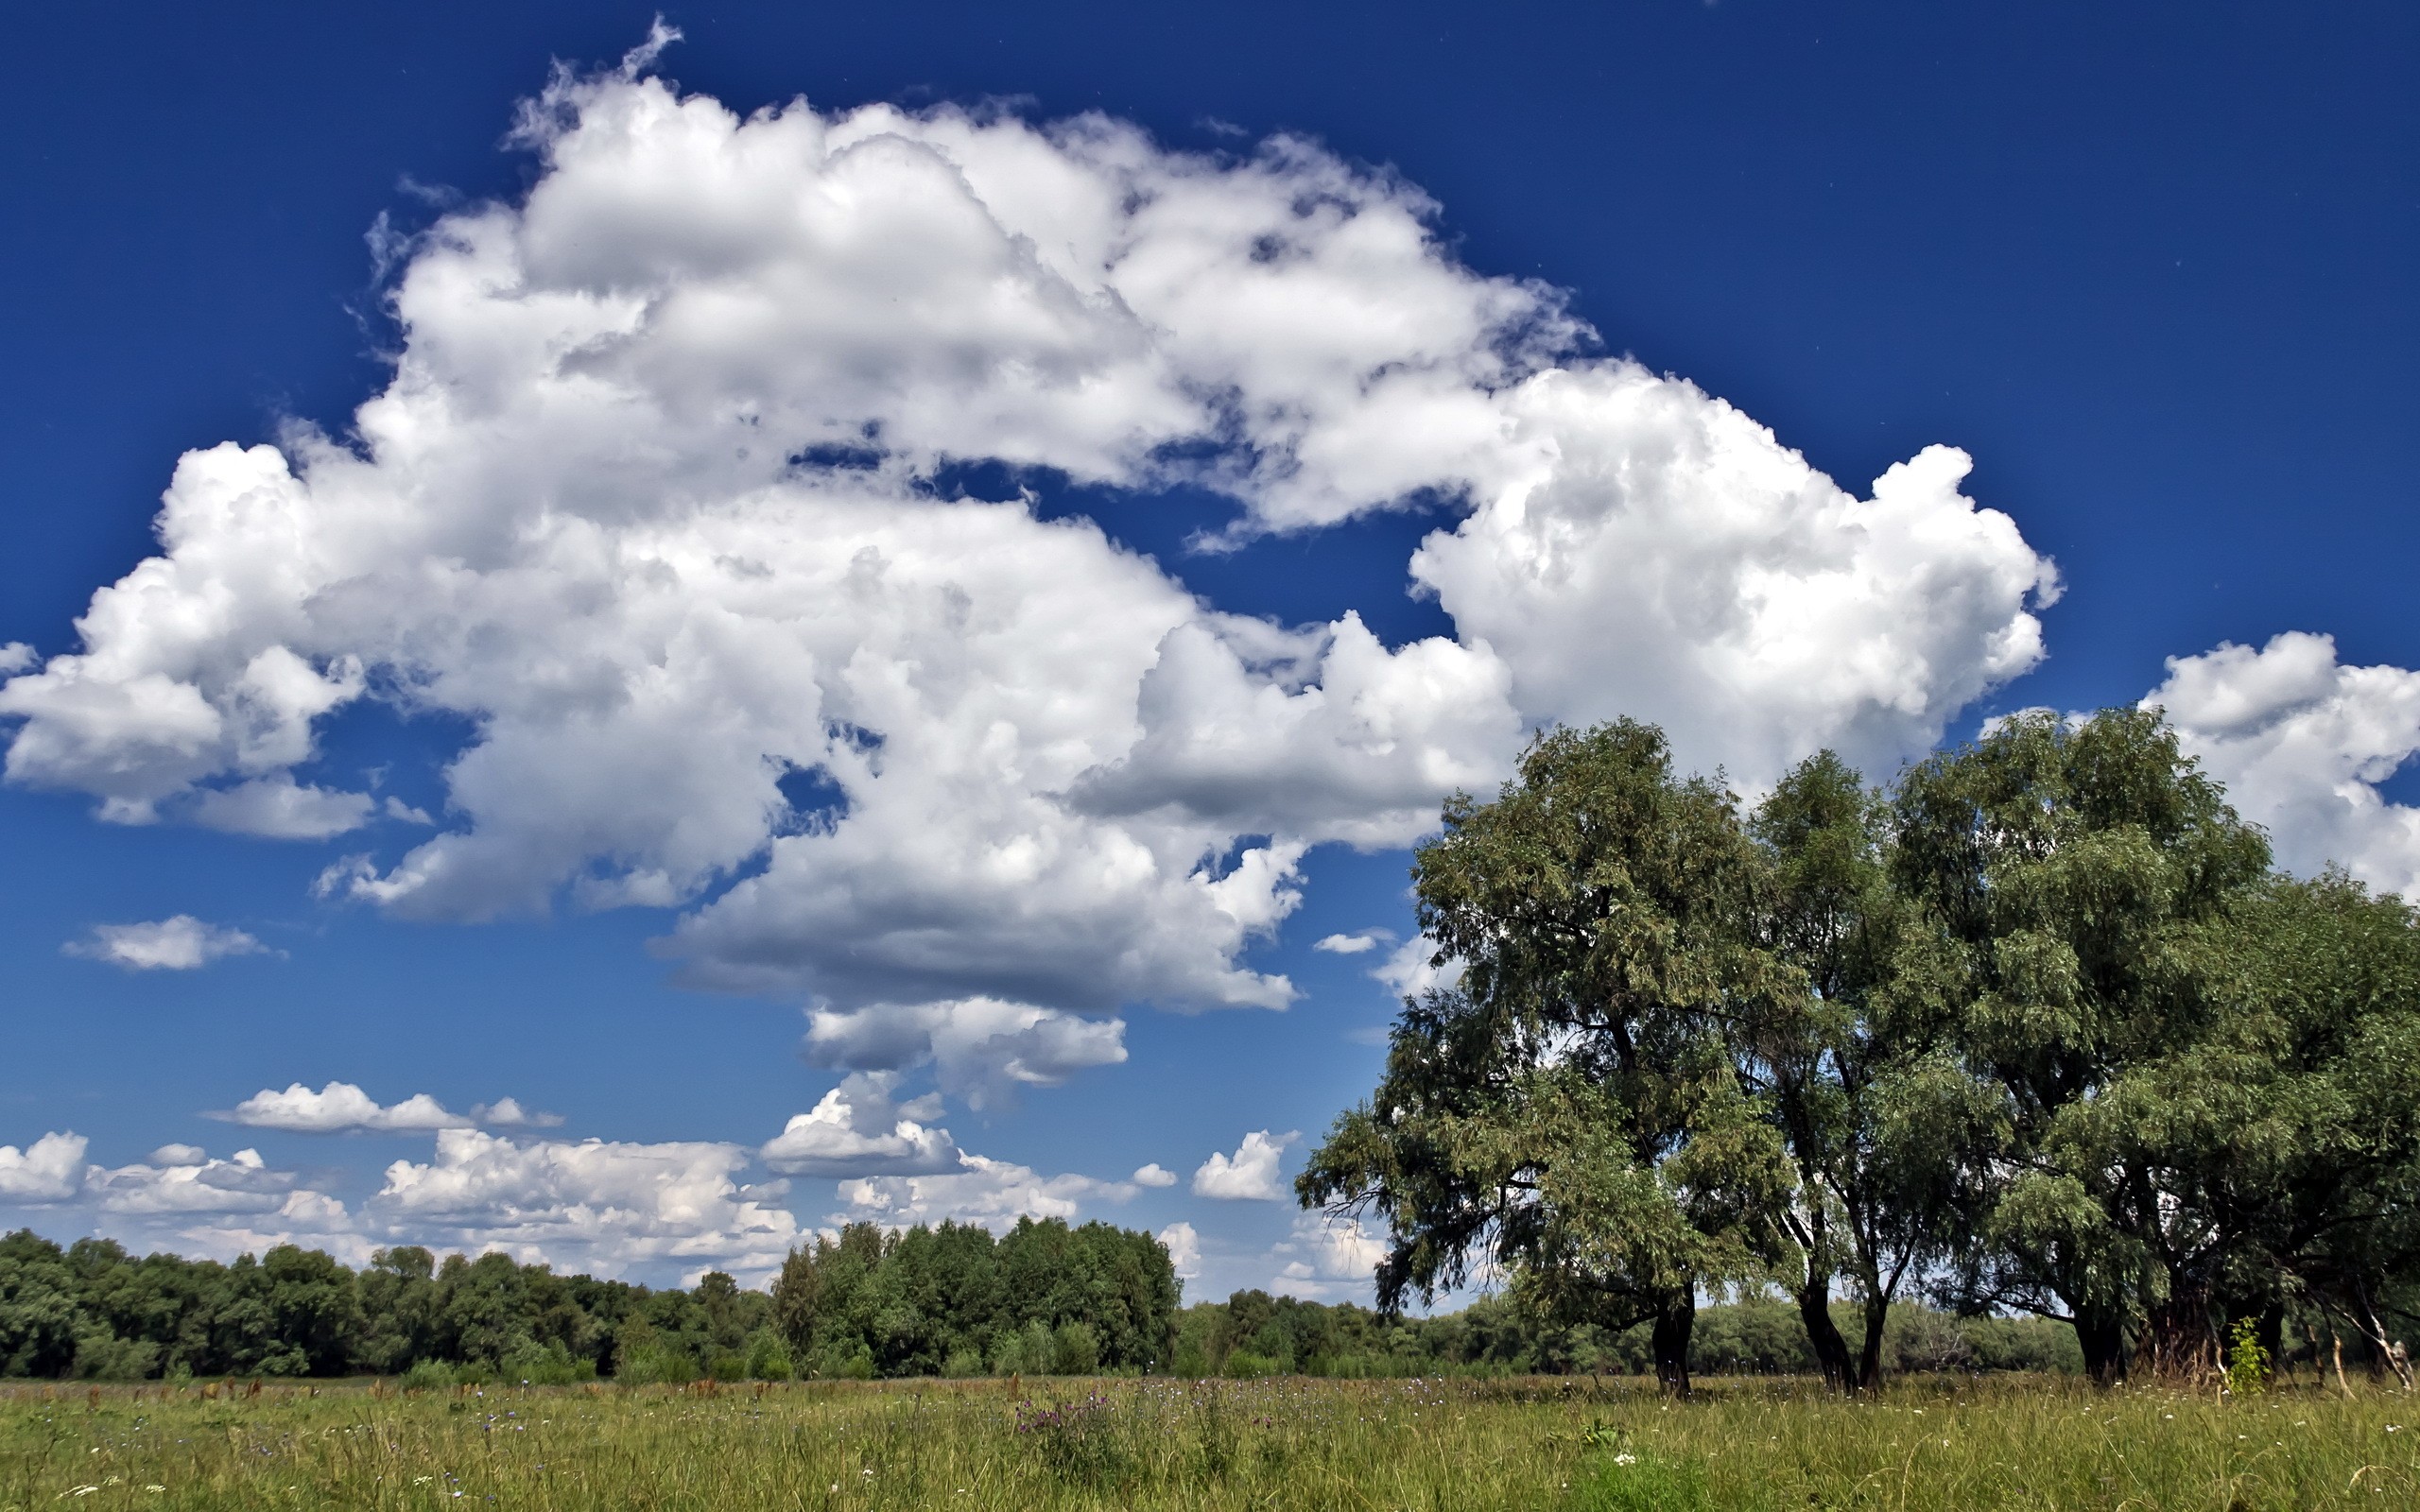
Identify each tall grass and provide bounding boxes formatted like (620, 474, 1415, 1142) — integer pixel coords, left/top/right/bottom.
(2, 1373, 2413, 1510)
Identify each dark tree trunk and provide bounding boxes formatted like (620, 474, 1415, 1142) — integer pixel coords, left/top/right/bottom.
(2139, 1282, 2217, 1381)
(1855, 1293, 1893, 1392)
(2077, 1309, 2130, 1386)
(1795, 1277, 1855, 1392)
(1651, 1292, 1696, 1397)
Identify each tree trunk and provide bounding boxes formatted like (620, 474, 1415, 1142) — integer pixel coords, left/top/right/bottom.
(2139, 1284, 2217, 1381)
(2354, 1295, 2414, 1391)
(2076, 1309, 2129, 1386)
(1795, 1275, 1855, 1392)
(1856, 1293, 1893, 1392)
(1651, 1292, 1696, 1397)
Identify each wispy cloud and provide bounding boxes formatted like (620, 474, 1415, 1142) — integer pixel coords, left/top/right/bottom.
(64, 916, 269, 971)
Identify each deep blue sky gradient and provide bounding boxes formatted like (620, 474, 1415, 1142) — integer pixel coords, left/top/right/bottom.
(3, 0, 2415, 1290)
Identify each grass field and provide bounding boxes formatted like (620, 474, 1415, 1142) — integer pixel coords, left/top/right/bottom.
(3, 1374, 2413, 1511)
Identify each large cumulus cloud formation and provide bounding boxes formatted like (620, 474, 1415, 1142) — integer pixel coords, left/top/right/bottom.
(0, 50, 2058, 1057)
(2150, 632, 2420, 897)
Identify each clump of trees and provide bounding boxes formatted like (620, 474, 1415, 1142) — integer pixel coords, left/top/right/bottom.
(768, 1217, 1178, 1377)
(1302, 711, 2420, 1392)
(0, 1215, 1179, 1383)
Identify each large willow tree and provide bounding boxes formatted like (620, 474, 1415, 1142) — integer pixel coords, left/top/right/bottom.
(1298, 721, 1792, 1394)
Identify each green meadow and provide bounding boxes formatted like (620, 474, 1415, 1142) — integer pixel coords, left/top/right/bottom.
(4, 1374, 2413, 1512)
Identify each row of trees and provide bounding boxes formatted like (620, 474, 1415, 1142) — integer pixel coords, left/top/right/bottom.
(0, 1215, 1179, 1383)
(1303, 711, 2420, 1391)
(1171, 1288, 2078, 1379)
(0, 1228, 761, 1382)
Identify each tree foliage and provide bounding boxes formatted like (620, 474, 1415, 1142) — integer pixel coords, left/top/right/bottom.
(0, 1216, 1178, 1383)
(1306, 710, 2420, 1390)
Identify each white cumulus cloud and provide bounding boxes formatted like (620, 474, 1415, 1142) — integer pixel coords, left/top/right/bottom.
(1272, 1209, 1388, 1299)
(372, 1127, 801, 1279)
(802, 998, 1129, 1108)
(0, 1131, 88, 1203)
(1158, 1219, 1201, 1280)
(1372, 935, 1459, 1001)
(837, 1154, 1135, 1229)
(1410, 402, 2057, 786)
(215, 1081, 475, 1133)
(760, 1071, 960, 1177)
(1132, 1162, 1177, 1187)
(0, 54, 2060, 1049)
(64, 916, 268, 971)
(1193, 1129, 1297, 1200)
(87, 1145, 298, 1215)
(2150, 631, 2420, 897)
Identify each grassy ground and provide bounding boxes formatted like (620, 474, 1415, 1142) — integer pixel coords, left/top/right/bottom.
(2, 1373, 2413, 1511)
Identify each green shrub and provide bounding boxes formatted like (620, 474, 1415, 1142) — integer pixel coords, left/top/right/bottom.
(499, 1340, 595, 1385)
(1053, 1321, 1100, 1376)
(619, 1344, 700, 1386)
(942, 1347, 984, 1379)
(2226, 1316, 2272, 1397)
(743, 1327, 794, 1381)
(399, 1359, 455, 1393)
(707, 1349, 747, 1383)
(815, 1342, 875, 1381)
(993, 1318, 1058, 1376)
(73, 1329, 160, 1382)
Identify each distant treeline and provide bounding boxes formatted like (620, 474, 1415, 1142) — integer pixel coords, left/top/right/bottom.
(1172, 1289, 2080, 1379)
(0, 1216, 1180, 1384)
(6, 1217, 2088, 1384)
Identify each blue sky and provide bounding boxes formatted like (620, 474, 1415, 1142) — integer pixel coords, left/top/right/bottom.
(3, 1, 2417, 1300)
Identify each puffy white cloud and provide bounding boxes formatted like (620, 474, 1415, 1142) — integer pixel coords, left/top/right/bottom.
(215, 1081, 475, 1133)
(0, 643, 34, 675)
(0, 55, 2059, 1045)
(87, 1145, 299, 1215)
(802, 998, 1128, 1108)
(1272, 1209, 1387, 1299)
(1314, 930, 1385, 954)
(760, 1071, 960, 1177)
(1070, 612, 1519, 848)
(1132, 1162, 1177, 1187)
(837, 1154, 1134, 1229)
(165, 1191, 375, 1269)
(1158, 1219, 1201, 1280)
(2149, 632, 2420, 897)
(1411, 394, 2058, 787)
(0, 1131, 88, 1203)
(372, 1127, 800, 1278)
(1193, 1129, 1297, 1200)
(471, 1097, 563, 1128)
(1372, 934, 1459, 1001)
(64, 915, 268, 971)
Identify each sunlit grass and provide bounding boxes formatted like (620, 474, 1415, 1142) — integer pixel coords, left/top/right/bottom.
(3, 1373, 2414, 1510)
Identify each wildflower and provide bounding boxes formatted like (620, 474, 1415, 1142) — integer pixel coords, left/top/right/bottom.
(145, 1489, 164, 1496)
(1612, 1453, 1636, 1466)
